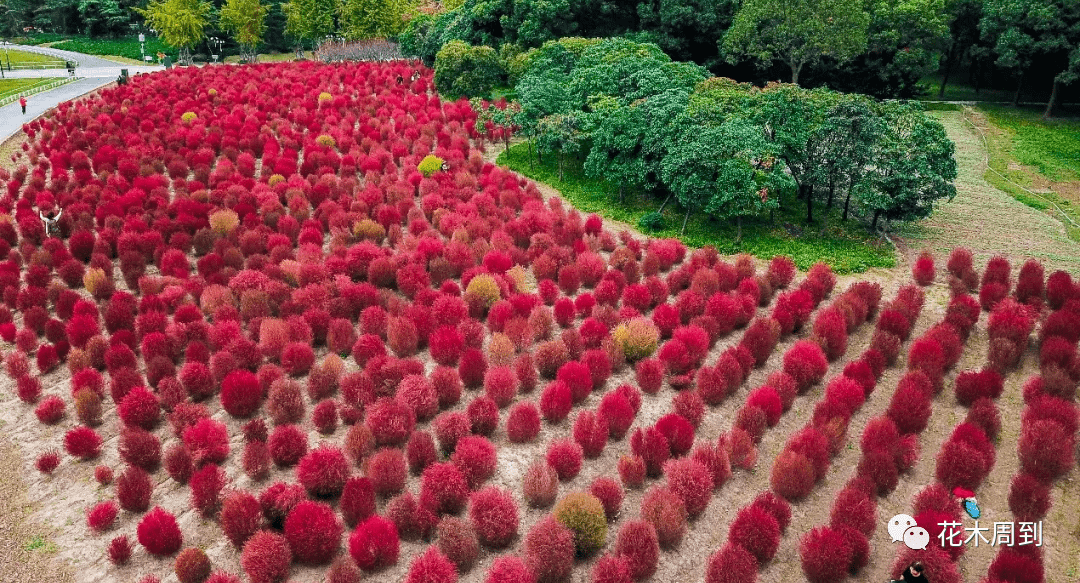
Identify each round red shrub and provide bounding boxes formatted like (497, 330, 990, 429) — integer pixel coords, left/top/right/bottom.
(349, 515, 400, 571)
(365, 397, 416, 446)
(913, 252, 935, 285)
(547, 439, 584, 481)
(366, 447, 407, 497)
(437, 516, 480, 572)
(663, 457, 713, 517)
(459, 348, 488, 388)
(1009, 472, 1052, 522)
(467, 395, 500, 436)
(783, 340, 828, 392)
(421, 462, 471, 514)
(729, 504, 781, 564)
(183, 418, 229, 466)
(889, 548, 961, 583)
(613, 519, 658, 580)
(138, 506, 183, 556)
(591, 554, 632, 583)
(469, 486, 519, 548)
(639, 485, 687, 549)
(117, 386, 161, 430)
(540, 380, 572, 423)
(35, 395, 65, 425)
(485, 556, 534, 583)
(524, 515, 575, 583)
(887, 374, 934, 434)
(705, 543, 758, 583)
(523, 460, 559, 508)
(174, 548, 212, 583)
(485, 366, 519, 408)
(1018, 419, 1075, 482)
(283, 500, 342, 565)
(573, 410, 609, 458)
(452, 435, 498, 489)
(770, 450, 815, 501)
(221, 370, 263, 418)
(635, 358, 664, 394)
(267, 424, 308, 467)
(87, 500, 118, 533)
(297, 445, 350, 498)
(221, 491, 262, 548)
(241, 530, 291, 583)
(65, 426, 102, 460)
(190, 463, 226, 517)
(406, 430, 437, 475)
(404, 546, 457, 583)
(507, 401, 541, 443)
(799, 526, 852, 583)
(746, 387, 783, 427)
(857, 448, 900, 496)
(108, 535, 132, 566)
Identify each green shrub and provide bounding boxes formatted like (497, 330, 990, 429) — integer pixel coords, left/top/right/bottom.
(418, 154, 445, 178)
(553, 492, 607, 556)
(638, 212, 664, 232)
(613, 319, 659, 361)
(434, 40, 503, 98)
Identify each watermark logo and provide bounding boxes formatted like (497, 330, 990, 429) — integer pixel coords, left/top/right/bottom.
(888, 515, 1044, 549)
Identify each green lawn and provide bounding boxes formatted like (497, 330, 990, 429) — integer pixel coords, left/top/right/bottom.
(0, 49, 67, 69)
(48, 37, 178, 62)
(224, 52, 305, 63)
(497, 143, 896, 274)
(974, 105, 1080, 241)
(0, 78, 65, 101)
(919, 75, 1016, 103)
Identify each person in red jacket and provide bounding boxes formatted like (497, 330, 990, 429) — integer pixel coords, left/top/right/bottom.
(19, 96, 27, 114)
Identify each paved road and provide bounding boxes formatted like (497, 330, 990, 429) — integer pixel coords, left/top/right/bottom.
(0, 77, 113, 142)
(4, 43, 132, 69)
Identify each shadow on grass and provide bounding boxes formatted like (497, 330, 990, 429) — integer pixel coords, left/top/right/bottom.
(497, 142, 896, 275)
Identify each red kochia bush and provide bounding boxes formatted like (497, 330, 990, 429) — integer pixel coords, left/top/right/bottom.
(524, 516, 575, 583)
(547, 439, 584, 481)
(573, 410, 609, 458)
(365, 397, 416, 446)
(705, 543, 758, 583)
(913, 252, 935, 285)
(640, 486, 688, 549)
(540, 380, 573, 422)
(87, 500, 119, 533)
(728, 505, 781, 563)
(770, 450, 815, 501)
(175, 548, 212, 583)
(241, 530, 292, 583)
(469, 486, 519, 548)
(507, 401, 541, 443)
(138, 506, 183, 556)
(108, 535, 132, 566)
(812, 308, 848, 361)
(183, 418, 230, 466)
(1009, 472, 1052, 522)
(887, 373, 933, 434)
(1018, 419, 1075, 482)
(284, 501, 342, 565)
(65, 426, 102, 460)
(221, 491, 262, 548)
(190, 464, 226, 517)
(452, 435, 498, 489)
(614, 520, 659, 580)
(349, 515, 400, 571)
(297, 445, 350, 498)
(35, 395, 65, 425)
(954, 368, 1004, 406)
(221, 370, 263, 418)
(421, 462, 471, 515)
(783, 340, 828, 392)
(663, 458, 713, 517)
(268, 424, 308, 467)
(799, 526, 852, 583)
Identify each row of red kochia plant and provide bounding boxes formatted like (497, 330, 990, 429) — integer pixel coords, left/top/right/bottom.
(977, 265, 1080, 583)
(515, 254, 806, 583)
(697, 276, 922, 583)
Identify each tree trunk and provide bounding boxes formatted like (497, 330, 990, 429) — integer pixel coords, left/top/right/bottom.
(1012, 69, 1025, 106)
(972, 58, 981, 96)
(872, 210, 881, 229)
(1044, 79, 1061, 119)
(736, 215, 742, 243)
(805, 184, 814, 224)
(843, 190, 852, 221)
(938, 44, 955, 98)
(827, 178, 835, 208)
(557, 153, 564, 182)
(680, 207, 691, 235)
(790, 61, 801, 85)
(657, 191, 674, 214)
(618, 184, 625, 203)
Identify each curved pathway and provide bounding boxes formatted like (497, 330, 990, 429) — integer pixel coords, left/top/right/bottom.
(0, 44, 163, 142)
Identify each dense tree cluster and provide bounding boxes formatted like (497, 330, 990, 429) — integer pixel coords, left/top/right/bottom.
(402, 0, 1078, 104)
(509, 39, 957, 238)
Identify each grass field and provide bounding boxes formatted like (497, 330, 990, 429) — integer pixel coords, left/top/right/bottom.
(0, 49, 67, 69)
(497, 143, 896, 274)
(224, 52, 305, 63)
(47, 37, 177, 62)
(0, 78, 65, 101)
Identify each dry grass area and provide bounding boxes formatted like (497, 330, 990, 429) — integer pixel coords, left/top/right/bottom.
(897, 110, 1080, 274)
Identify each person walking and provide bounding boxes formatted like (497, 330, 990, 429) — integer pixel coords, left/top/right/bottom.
(19, 95, 26, 115)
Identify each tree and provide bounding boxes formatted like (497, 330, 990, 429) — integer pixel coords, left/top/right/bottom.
(722, 0, 871, 84)
(810, 95, 883, 223)
(219, 0, 268, 62)
(535, 112, 586, 182)
(137, 0, 214, 64)
(981, 0, 1080, 117)
(281, 0, 336, 55)
(859, 101, 957, 229)
(749, 83, 838, 223)
(938, 0, 983, 98)
(339, 0, 408, 39)
(584, 89, 691, 203)
(79, 0, 128, 37)
(433, 40, 503, 97)
(660, 117, 786, 238)
(633, 0, 738, 69)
